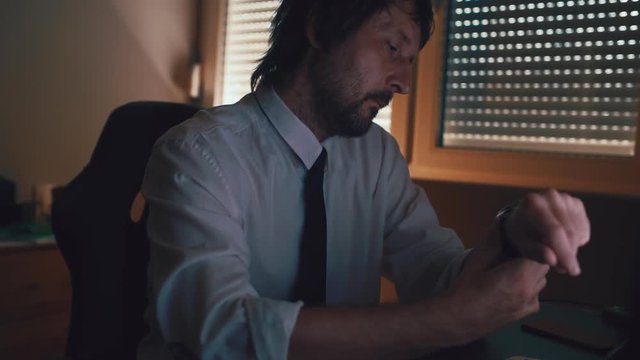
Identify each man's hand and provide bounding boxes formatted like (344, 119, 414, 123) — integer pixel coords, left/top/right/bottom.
(441, 247, 550, 345)
(437, 188, 590, 345)
(505, 189, 591, 276)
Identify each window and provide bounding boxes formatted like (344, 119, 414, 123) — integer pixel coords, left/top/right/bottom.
(215, 0, 393, 131)
(219, 0, 278, 105)
(407, 1, 640, 196)
(440, 0, 639, 157)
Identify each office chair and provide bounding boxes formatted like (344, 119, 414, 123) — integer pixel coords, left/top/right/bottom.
(52, 101, 202, 360)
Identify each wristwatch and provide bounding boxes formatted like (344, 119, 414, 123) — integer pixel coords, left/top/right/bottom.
(496, 204, 520, 257)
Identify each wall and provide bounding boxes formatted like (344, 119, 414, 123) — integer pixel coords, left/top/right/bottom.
(419, 180, 640, 310)
(0, 0, 196, 201)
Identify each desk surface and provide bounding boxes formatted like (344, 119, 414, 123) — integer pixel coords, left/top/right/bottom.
(0, 222, 55, 249)
(426, 302, 631, 360)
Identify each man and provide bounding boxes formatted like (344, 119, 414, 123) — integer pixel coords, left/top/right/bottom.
(139, 0, 590, 359)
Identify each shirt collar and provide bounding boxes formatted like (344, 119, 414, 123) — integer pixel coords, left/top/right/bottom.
(254, 86, 324, 170)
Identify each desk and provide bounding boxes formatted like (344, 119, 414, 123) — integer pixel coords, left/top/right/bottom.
(0, 241, 71, 359)
(0, 222, 55, 247)
(427, 302, 632, 360)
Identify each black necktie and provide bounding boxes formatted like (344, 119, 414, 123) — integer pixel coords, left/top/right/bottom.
(293, 148, 327, 306)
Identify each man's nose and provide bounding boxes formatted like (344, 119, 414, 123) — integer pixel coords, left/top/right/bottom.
(389, 63, 412, 94)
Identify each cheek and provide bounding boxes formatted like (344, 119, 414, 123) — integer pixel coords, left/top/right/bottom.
(354, 49, 389, 90)
(326, 45, 384, 99)
(349, 56, 382, 96)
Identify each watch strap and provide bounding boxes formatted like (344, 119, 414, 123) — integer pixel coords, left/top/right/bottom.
(496, 204, 520, 257)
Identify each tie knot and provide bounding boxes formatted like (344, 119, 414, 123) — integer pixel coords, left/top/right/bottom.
(309, 148, 327, 175)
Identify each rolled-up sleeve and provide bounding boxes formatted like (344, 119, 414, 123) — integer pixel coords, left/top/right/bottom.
(380, 140, 470, 303)
(142, 135, 301, 359)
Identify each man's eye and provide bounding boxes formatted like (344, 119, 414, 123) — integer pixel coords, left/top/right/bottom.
(389, 44, 398, 53)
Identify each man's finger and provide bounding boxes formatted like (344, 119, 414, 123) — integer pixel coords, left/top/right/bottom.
(545, 189, 576, 241)
(568, 196, 591, 247)
(534, 272, 548, 293)
(515, 238, 557, 266)
(545, 189, 569, 218)
(524, 194, 581, 276)
(493, 258, 549, 286)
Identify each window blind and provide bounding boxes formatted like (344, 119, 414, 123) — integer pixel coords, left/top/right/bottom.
(441, 0, 639, 157)
(220, 0, 392, 131)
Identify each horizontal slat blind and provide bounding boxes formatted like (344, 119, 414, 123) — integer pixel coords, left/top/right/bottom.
(221, 0, 278, 105)
(441, 0, 639, 157)
(220, 0, 392, 131)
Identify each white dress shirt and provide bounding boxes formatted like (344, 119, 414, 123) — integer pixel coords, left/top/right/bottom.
(138, 86, 469, 359)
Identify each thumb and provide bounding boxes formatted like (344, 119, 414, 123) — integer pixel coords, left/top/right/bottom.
(483, 257, 532, 282)
(487, 257, 550, 282)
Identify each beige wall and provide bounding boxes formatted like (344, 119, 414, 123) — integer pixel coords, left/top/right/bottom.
(0, 0, 196, 201)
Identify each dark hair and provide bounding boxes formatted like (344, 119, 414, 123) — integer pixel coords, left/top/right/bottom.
(250, 0, 434, 90)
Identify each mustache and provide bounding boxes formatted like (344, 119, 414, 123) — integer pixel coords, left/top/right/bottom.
(363, 91, 393, 108)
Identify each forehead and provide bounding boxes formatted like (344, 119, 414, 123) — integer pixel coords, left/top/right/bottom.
(369, 1, 421, 48)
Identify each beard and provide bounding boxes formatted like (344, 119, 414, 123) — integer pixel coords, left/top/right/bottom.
(308, 53, 392, 138)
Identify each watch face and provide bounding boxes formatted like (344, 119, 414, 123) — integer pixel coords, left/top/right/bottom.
(496, 204, 517, 220)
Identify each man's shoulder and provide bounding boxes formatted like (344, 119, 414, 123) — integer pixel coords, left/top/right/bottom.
(157, 95, 262, 147)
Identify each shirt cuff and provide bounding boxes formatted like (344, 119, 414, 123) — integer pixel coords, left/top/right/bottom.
(246, 297, 303, 360)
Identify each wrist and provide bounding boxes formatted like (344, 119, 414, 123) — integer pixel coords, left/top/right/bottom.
(423, 292, 476, 347)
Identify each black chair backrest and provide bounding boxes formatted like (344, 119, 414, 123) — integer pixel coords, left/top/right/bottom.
(52, 101, 201, 360)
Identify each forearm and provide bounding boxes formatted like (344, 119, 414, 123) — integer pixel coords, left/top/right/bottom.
(288, 298, 461, 360)
(288, 230, 552, 360)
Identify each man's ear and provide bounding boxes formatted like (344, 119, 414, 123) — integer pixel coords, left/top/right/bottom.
(305, 12, 322, 49)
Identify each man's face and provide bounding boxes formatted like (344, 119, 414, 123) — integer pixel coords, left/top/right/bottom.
(309, 0, 421, 137)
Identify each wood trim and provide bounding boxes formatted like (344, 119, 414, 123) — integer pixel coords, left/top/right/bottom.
(407, 1, 640, 198)
(201, 0, 227, 107)
(0, 242, 57, 254)
(389, 94, 412, 158)
(390, 53, 424, 160)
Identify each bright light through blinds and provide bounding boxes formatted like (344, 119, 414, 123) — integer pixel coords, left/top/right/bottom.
(441, 0, 640, 157)
(220, 0, 392, 132)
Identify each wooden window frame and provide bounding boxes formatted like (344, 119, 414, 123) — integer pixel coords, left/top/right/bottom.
(393, 1, 640, 197)
(200, 0, 227, 107)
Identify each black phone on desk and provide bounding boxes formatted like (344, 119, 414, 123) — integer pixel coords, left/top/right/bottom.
(521, 318, 624, 352)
